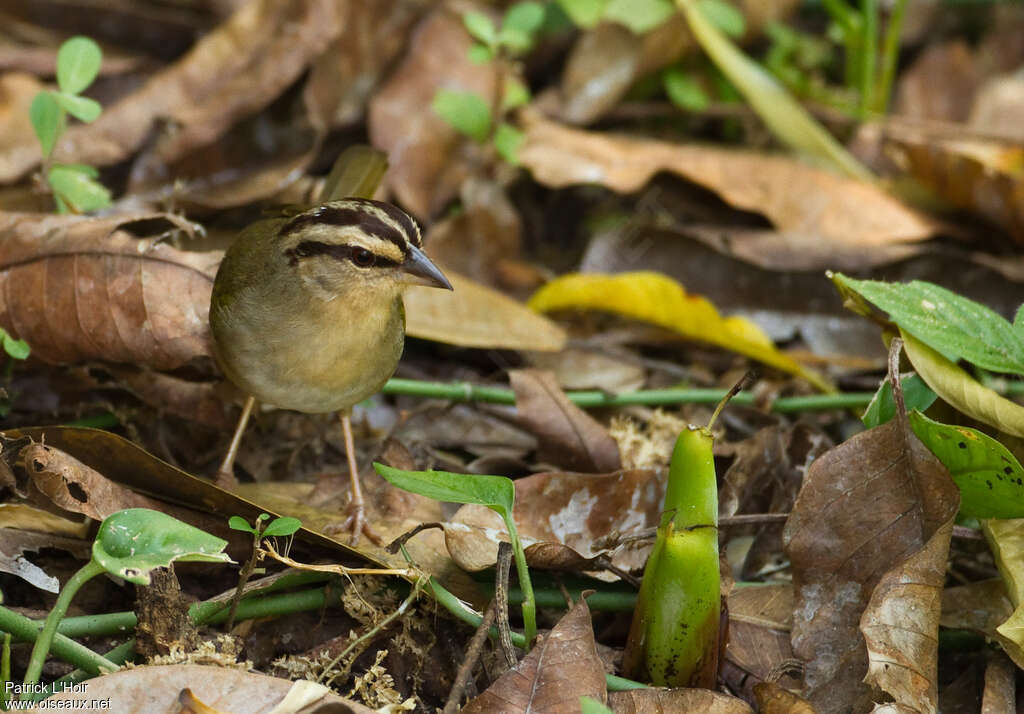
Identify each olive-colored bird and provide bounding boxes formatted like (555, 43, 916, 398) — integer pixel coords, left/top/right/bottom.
(210, 184, 451, 542)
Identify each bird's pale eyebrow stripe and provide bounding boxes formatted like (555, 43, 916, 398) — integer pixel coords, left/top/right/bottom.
(284, 241, 400, 268)
(279, 199, 421, 250)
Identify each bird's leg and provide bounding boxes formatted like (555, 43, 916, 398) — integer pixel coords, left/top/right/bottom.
(214, 395, 255, 489)
(332, 411, 382, 545)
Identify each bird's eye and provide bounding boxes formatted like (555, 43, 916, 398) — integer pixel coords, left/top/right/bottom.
(352, 248, 376, 267)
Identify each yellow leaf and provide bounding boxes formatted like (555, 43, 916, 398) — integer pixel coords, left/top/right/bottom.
(901, 328, 1024, 438)
(982, 518, 1024, 668)
(528, 271, 831, 391)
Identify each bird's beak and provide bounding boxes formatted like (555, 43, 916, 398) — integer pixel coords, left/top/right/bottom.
(402, 244, 453, 290)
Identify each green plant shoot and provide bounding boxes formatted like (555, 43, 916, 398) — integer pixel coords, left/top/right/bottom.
(621, 386, 739, 686)
(29, 36, 111, 214)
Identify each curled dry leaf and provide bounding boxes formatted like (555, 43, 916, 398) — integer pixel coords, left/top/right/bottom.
(753, 682, 816, 714)
(981, 518, 1024, 669)
(0, 528, 89, 592)
(0, 212, 217, 370)
(509, 368, 622, 473)
(368, 7, 496, 219)
(462, 598, 605, 714)
(22, 442, 162, 520)
(46, 0, 345, 181)
(448, 469, 662, 576)
(519, 111, 937, 270)
(783, 414, 958, 713)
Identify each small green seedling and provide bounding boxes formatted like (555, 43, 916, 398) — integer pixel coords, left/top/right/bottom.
(29, 36, 111, 213)
(20, 509, 231, 698)
(374, 463, 537, 645)
(433, 2, 544, 164)
(224, 513, 301, 630)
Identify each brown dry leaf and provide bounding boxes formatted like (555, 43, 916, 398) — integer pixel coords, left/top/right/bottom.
(404, 270, 566, 351)
(981, 651, 1016, 714)
(303, 0, 423, 132)
(0, 528, 89, 592)
(0, 212, 215, 370)
(753, 682, 816, 714)
(28, 664, 372, 714)
(519, 112, 937, 270)
(526, 347, 645, 393)
(448, 469, 662, 576)
(22, 442, 158, 520)
(609, 687, 754, 713)
(941, 579, 1024, 669)
(510, 368, 622, 473)
(37, 0, 345, 181)
(423, 176, 522, 289)
(725, 583, 800, 698)
(367, 7, 495, 219)
(559, 16, 691, 125)
(860, 510, 955, 713)
(462, 597, 606, 714)
(0, 72, 45, 181)
(782, 415, 959, 713)
(880, 124, 1024, 244)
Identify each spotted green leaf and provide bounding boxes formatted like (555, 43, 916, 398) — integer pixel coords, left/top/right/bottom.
(909, 410, 1024, 519)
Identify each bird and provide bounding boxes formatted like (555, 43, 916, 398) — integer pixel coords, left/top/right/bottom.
(209, 192, 452, 543)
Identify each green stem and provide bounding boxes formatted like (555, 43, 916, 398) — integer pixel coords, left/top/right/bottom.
(30, 640, 137, 704)
(859, 0, 878, 117)
(0, 605, 118, 677)
(875, 0, 906, 114)
(384, 378, 876, 412)
(503, 515, 537, 646)
(21, 560, 107, 693)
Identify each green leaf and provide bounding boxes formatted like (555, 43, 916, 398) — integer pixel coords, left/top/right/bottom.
(502, 77, 531, 110)
(52, 92, 101, 123)
(261, 517, 302, 537)
(374, 463, 514, 518)
(604, 0, 674, 34)
(861, 373, 937, 428)
(2, 334, 30, 360)
(663, 67, 710, 111)
(463, 11, 497, 46)
(432, 89, 492, 142)
(93, 508, 232, 585)
(468, 43, 494, 64)
(494, 122, 524, 165)
(48, 163, 112, 213)
(227, 516, 256, 534)
(832, 274, 1024, 375)
(500, 2, 546, 50)
(698, 0, 745, 37)
(580, 696, 615, 714)
(56, 36, 102, 95)
(556, 0, 608, 28)
(909, 411, 1024, 519)
(30, 92, 62, 157)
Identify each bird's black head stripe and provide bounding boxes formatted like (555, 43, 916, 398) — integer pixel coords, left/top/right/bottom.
(278, 200, 420, 250)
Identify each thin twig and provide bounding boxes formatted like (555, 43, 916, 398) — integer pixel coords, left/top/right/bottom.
(443, 599, 497, 714)
(495, 541, 517, 668)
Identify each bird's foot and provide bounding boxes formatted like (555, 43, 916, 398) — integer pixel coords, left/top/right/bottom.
(324, 496, 383, 546)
